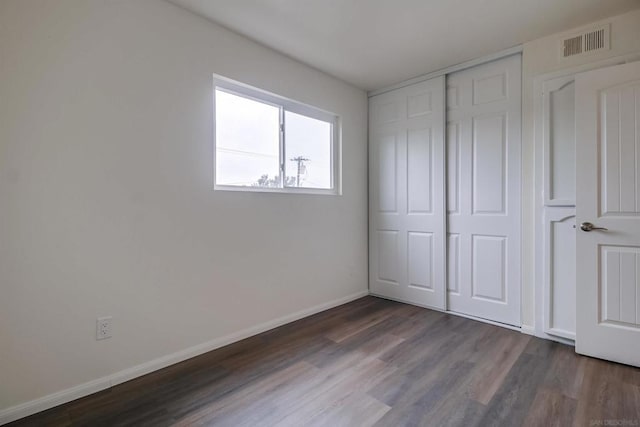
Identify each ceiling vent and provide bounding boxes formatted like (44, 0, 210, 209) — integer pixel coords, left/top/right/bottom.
(559, 24, 610, 59)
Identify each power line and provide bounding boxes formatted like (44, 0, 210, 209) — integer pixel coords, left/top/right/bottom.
(290, 156, 309, 187)
(217, 147, 278, 159)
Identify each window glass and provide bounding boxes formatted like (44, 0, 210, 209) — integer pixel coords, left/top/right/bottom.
(215, 89, 280, 187)
(284, 111, 332, 189)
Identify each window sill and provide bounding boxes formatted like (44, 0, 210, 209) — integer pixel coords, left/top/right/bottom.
(213, 184, 341, 196)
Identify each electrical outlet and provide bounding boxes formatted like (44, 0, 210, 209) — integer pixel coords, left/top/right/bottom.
(96, 316, 112, 340)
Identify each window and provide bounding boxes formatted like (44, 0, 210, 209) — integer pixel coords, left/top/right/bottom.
(213, 76, 340, 194)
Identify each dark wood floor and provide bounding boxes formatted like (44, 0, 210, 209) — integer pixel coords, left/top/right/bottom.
(8, 296, 640, 426)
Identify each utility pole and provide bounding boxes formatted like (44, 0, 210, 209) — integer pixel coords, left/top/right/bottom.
(290, 156, 309, 187)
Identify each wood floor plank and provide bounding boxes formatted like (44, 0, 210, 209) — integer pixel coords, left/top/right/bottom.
(369, 316, 494, 408)
(521, 387, 577, 427)
(172, 361, 320, 426)
(541, 343, 586, 400)
(373, 359, 477, 426)
(260, 352, 396, 426)
(297, 392, 390, 427)
(324, 304, 397, 343)
(424, 395, 487, 427)
(622, 382, 640, 422)
(479, 351, 555, 427)
(7, 296, 640, 427)
(466, 330, 531, 404)
(574, 357, 640, 426)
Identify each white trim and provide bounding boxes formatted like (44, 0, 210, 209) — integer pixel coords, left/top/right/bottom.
(547, 335, 575, 346)
(546, 327, 576, 341)
(522, 324, 574, 345)
(369, 292, 446, 313)
(213, 74, 338, 122)
(532, 53, 640, 94)
(0, 378, 113, 427)
(213, 184, 340, 196)
(0, 290, 368, 426)
(368, 45, 523, 98)
(521, 324, 536, 336)
(444, 311, 522, 332)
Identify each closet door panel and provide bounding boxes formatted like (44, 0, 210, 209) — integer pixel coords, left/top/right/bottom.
(369, 77, 446, 309)
(446, 55, 522, 326)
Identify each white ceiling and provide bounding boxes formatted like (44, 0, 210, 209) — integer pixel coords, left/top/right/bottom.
(168, 0, 640, 90)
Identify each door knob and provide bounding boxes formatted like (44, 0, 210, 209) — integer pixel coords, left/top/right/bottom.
(580, 222, 608, 232)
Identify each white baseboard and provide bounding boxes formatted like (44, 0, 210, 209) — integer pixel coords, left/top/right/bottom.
(520, 324, 536, 336)
(0, 290, 369, 426)
(518, 324, 575, 346)
(444, 310, 522, 332)
(368, 292, 445, 312)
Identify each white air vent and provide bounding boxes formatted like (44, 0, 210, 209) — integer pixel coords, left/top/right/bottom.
(563, 35, 583, 57)
(559, 24, 610, 59)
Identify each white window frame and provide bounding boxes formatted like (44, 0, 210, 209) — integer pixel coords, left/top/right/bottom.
(213, 75, 341, 195)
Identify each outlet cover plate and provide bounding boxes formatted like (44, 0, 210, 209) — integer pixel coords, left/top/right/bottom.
(96, 316, 112, 340)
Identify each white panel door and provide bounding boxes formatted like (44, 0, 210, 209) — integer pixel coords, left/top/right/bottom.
(575, 61, 640, 367)
(446, 55, 522, 326)
(369, 77, 446, 309)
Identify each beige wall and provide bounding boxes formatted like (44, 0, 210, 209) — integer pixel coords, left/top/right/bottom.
(0, 0, 368, 416)
(520, 9, 640, 330)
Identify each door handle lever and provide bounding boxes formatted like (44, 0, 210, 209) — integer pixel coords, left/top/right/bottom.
(580, 222, 608, 232)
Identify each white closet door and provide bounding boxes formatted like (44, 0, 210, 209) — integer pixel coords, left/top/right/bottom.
(369, 77, 446, 310)
(446, 55, 522, 326)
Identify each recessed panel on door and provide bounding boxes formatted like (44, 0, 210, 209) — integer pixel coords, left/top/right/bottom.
(544, 79, 576, 205)
(544, 210, 576, 340)
(377, 134, 397, 213)
(447, 234, 460, 295)
(408, 232, 434, 290)
(408, 92, 432, 117)
(472, 235, 507, 302)
(601, 246, 640, 327)
(601, 83, 640, 216)
(407, 128, 433, 214)
(377, 230, 399, 284)
(447, 122, 461, 215)
(472, 114, 506, 215)
(473, 72, 507, 105)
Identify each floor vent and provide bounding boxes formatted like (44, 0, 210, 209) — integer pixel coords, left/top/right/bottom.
(560, 24, 610, 59)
